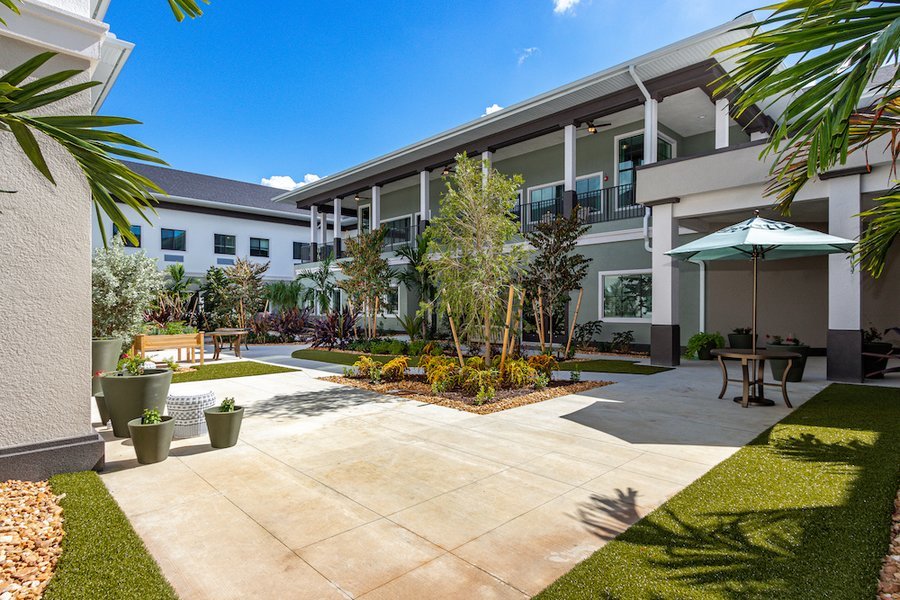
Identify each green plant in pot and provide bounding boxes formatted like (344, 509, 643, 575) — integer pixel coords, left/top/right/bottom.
(100, 353, 173, 438)
(684, 332, 725, 360)
(127, 408, 175, 465)
(204, 397, 244, 449)
(727, 327, 754, 350)
(766, 335, 810, 382)
(862, 327, 893, 379)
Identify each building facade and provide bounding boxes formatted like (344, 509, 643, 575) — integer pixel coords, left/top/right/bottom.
(278, 17, 899, 381)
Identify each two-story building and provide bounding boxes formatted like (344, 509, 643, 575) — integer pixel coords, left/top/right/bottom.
(277, 16, 898, 382)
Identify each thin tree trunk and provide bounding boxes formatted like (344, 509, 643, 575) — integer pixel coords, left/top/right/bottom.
(484, 307, 492, 363)
(446, 303, 465, 367)
(500, 285, 515, 371)
(564, 288, 584, 359)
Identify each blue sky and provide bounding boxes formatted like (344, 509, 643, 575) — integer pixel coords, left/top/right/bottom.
(104, 0, 762, 190)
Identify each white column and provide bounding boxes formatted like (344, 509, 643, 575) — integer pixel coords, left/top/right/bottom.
(563, 124, 577, 192)
(371, 185, 381, 229)
(643, 99, 659, 164)
(481, 150, 492, 186)
(714, 98, 730, 149)
(419, 171, 430, 221)
(651, 202, 679, 326)
(828, 176, 861, 331)
(333, 198, 342, 240)
(319, 211, 327, 246)
(309, 206, 318, 245)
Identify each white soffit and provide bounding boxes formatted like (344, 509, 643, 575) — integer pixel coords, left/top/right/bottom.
(0, 0, 109, 64)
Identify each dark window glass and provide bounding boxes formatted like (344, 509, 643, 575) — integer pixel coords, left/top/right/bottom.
(214, 234, 236, 255)
(161, 228, 186, 251)
(250, 237, 269, 257)
(112, 224, 142, 247)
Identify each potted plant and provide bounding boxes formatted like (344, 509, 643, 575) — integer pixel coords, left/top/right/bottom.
(204, 397, 244, 449)
(100, 353, 173, 438)
(727, 327, 754, 349)
(766, 334, 810, 382)
(91, 338, 122, 426)
(128, 409, 175, 465)
(684, 332, 725, 360)
(862, 327, 893, 379)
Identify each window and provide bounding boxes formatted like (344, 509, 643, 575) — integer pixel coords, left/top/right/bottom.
(250, 237, 269, 257)
(214, 234, 235, 255)
(527, 183, 563, 223)
(112, 224, 141, 247)
(383, 216, 412, 248)
(615, 132, 675, 206)
(600, 271, 652, 321)
(575, 176, 602, 195)
(358, 205, 371, 234)
(382, 285, 399, 315)
(293, 242, 308, 261)
(161, 228, 186, 251)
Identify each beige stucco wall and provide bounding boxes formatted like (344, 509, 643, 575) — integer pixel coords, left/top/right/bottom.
(0, 38, 94, 448)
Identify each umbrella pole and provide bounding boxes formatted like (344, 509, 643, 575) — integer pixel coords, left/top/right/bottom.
(752, 251, 758, 355)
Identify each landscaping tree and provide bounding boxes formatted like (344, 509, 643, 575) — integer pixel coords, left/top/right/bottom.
(299, 253, 338, 314)
(524, 210, 591, 354)
(341, 227, 391, 338)
(427, 152, 528, 362)
(720, 0, 899, 277)
(92, 237, 164, 346)
(164, 263, 198, 299)
(395, 231, 438, 339)
(225, 258, 269, 328)
(201, 266, 233, 330)
(265, 280, 304, 312)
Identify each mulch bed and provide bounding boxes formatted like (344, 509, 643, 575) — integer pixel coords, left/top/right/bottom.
(879, 489, 900, 599)
(322, 374, 612, 414)
(0, 481, 64, 599)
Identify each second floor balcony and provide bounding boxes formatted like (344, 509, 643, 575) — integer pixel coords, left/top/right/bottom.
(512, 183, 644, 234)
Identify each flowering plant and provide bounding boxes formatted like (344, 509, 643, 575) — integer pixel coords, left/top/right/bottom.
(766, 334, 804, 346)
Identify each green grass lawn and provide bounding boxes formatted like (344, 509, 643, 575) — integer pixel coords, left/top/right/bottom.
(535, 383, 900, 600)
(45, 472, 177, 600)
(559, 358, 672, 375)
(291, 348, 421, 367)
(172, 360, 297, 383)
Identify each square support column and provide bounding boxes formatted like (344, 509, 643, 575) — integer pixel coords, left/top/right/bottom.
(714, 98, 730, 149)
(827, 174, 863, 382)
(562, 123, 577, 217)
(371, 185, 381, 230)
(419, 171, 430, 233)
(650, 201, 680, 366)
(481, 151, 492, 187)
(643, 99, 659, 164)
(333, 197, 342, 258)
(309, 205, 318, 260)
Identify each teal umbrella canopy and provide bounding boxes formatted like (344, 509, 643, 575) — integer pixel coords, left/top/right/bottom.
(667, 216, 856, 263)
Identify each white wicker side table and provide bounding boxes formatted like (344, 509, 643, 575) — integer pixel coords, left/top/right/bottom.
(167, 391, 217, 439)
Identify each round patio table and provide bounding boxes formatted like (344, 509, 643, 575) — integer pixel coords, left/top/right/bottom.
(711, 348, 801, 409)
(208, 329, 249, 360)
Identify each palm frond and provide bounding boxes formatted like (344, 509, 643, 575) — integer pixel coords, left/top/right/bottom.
(857, 185, 900, 277)
(0, 0, 19, 25)
(168, 0, 210, 21)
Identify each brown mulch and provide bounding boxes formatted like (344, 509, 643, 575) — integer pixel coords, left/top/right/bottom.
(0, 481, 64, 599)
(322, 374, 612, 415)
(879, 489, 900, 599)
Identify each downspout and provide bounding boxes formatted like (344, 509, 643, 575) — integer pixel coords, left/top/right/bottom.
(629, 63, 654, 255)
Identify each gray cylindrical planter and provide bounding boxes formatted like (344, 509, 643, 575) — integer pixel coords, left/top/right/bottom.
(728, 334, 754, 349)
(768, 344, 810, 382)
(91, 337, 123, 396)
(697, 342, 717, 360)
(127, 416, 175, 464)
(204, 406, 244, 448)
(101, 369, 173, 438)
(94, 393, 111, 427)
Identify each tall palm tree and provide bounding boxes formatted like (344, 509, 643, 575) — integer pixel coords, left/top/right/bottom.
(719, 0, 899, 277)
(165, 263, 198, 298)
(265, 279, 305, 312)
(300, 254, 337, 314)
(395, 232, 437, 339)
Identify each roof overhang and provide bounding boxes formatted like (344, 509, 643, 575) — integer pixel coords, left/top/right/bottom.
(92, 33, 133, 113)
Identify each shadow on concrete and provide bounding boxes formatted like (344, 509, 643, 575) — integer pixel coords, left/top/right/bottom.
(575, 487, 642, 541)
(249, 385, 394, 419)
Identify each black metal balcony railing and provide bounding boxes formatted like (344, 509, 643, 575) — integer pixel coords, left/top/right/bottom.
(294, 242, 312, 263)
(318, 243, 335, 262)
(575, 183, 643, 224)
(383, 223, 414, 251)
(513, 195, 563, 234)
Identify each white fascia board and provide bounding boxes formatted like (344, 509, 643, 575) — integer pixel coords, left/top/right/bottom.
(92, 33, 133, 113)
(155, 193, 313, 223)
(91, 0, 111, 20)
(1, 0, 109, 64)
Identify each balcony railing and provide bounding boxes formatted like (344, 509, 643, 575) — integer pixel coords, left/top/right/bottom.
(383, 223, 414, 251)
(318, 243, 335, 262)
(294, 242, 312, 264)
(512, 196, 563, 234)
(575, 183, 643, 224)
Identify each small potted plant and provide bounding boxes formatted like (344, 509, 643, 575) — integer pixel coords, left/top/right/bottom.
(204, 397, 244, 449)
(766, 334, 810, 382)
(728, 327, 754, 349)
(128, 408, 175, 464)
(100, 353, 173, 438)
(684, 332, 725, 360)
(862, 327, 892, 379)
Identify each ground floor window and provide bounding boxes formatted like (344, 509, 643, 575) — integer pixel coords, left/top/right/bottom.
(600, 270, 652, 321)
(161, 228, 186, 251)
(382, 285, 399, 316)
(214, 234, 236, 255)
(250, 237, 269, 257)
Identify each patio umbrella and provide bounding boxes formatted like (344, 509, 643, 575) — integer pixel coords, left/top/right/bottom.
(666, 212, 856, 354)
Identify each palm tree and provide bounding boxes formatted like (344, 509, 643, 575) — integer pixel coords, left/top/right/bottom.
(0, 1, 211, 245)
(300, 254, 337, 314)
(719, 1, 899, 277)
(395, 232, 437, 339)
(265, 280, 305, 312)
(165, 263, 198, 298)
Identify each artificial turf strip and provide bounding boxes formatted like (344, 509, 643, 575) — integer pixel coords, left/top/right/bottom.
(291, 348, 421, 367)
(559, 358, 672, 375)
(535, 383, 900, 600)
(44, 472, 178, 600)
(171, 360, 297, 383)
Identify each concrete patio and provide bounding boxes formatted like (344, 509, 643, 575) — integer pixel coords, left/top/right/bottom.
(96, 355, 837, 599)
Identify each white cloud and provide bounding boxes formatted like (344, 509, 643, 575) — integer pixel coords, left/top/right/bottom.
(261, 173, 321, 190)
(517, 47, 540, 65)
(482, 103, 503, 116)
(553, 0, 581, 14)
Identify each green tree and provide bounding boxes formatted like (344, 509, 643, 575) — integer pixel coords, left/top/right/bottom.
(719, 1, 899, 276)
(299, 253, 337, 314)
(201, 266, 232, 330)
(265, 280, 304, 312)
(395, 231, 437, 339)
(341, 227, 391, 338)
(427, 152, 528, 362)
(226, 258, 269, 327)
(524, 210, 591, 354)
(164, 263, 198, 299)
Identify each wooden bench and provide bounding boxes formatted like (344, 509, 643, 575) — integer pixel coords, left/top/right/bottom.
(132, 332, 205, 365)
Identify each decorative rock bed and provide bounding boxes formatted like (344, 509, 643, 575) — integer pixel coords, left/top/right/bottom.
(0, 481, 63, 599)
(878, 489, 900, 599)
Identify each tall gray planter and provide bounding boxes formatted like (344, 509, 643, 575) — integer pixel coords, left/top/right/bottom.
(768, 344, 810, 382)
(101, 369, 173, 438)
(91, 338, 122, 395)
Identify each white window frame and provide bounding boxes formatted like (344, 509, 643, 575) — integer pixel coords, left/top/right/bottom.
(612, 129, 677, 186)
(598, 268, 653, 323)
(524, 172, 604, 224)
(381, 280, 401, 318)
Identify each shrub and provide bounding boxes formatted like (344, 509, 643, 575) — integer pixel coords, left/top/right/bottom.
(342, 366, 357, 378)
(382, 356, 409, 382)
(387, 340, 408, 355)
(369, 339, 393, 354)
(348, 339, 372, 353)
(500, 358, 537, 389)
(570, 367, 582, 383)
(220, 397, 236, 412)
(610, 330, 635, 354)
(117, 353, 150, 376)
(475, 386, 496, 405)
(408, 340, 427, 356)
(353, 356, 383, 379)
(528, 354, 558, 378)
(534, 373, 550, 390)
(429, 364, 459, 394)
(572, 320, 604, 351)
(459, 367, 499, 397)
(141, 408, 162, 425)
(312, 307, 359, 349)
(422, 341, 443, 357)
(683, 331, 725, 359)
(466, 356, 486, 370)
